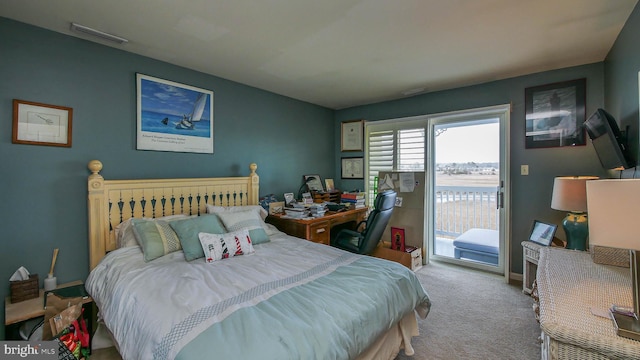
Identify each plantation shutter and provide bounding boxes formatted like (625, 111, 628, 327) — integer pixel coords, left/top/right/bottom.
(365, 117, 427, 203)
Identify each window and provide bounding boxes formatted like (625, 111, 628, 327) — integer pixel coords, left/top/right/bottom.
(365, 116, 427, 203)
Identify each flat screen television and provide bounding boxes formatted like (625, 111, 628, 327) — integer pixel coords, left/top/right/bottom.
(583, 108, 635, 170)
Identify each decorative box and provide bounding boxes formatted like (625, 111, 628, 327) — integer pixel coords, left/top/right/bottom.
(10, 274, 39, 303)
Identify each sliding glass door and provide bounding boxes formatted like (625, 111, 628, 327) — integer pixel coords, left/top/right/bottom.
(364, 105, 510, 278)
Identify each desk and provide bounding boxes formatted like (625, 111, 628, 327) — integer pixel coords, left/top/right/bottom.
(266, 207, 368, 245)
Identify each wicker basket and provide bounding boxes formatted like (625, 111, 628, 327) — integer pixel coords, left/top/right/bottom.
(10, 274, 39, 303)
(591, 245, 630, 268)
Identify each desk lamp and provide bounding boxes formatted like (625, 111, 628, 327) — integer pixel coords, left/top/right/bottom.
(587, 179, 640, 341)
(550, 176, 598, 250)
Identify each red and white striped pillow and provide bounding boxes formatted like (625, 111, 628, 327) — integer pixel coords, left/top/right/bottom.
(198, 228, 255, 263)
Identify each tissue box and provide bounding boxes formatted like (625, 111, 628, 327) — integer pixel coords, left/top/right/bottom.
(10, 274, 39, 303)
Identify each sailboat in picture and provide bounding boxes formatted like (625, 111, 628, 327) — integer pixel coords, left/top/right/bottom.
(175, 93, 207, 130)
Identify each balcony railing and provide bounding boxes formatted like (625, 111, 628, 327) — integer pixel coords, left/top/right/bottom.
(435, 185, 499, 238)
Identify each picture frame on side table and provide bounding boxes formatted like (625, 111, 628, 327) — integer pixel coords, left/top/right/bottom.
(391, 227, 406, 252)
(528, 220, 557, 246)
(525, 78, 586, 149)
(341, 119, 364, 151)
(12, 99, 73, 147)
(136, 73, 214, 154)
(341, 157, 364, 179)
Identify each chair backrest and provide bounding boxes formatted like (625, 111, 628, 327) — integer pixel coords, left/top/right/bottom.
(358, 190, 397, 254)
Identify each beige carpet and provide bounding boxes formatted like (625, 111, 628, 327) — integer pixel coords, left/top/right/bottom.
(397, 261, 541, 360)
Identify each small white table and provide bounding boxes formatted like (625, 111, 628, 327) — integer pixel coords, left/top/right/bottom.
(521, 241, 542, 294)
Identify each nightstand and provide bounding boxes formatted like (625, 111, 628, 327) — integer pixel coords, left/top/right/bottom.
(521, 239, 565, 294)
(5, 280, 93, 339)
(521, 241, 542, 294)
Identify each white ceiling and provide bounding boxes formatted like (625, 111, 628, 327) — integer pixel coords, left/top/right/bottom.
(1, 0, 637, 109)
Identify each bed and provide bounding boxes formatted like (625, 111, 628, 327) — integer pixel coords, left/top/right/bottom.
(85, 160, 431, 360)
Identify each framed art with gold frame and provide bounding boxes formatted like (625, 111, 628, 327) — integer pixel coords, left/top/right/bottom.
(13, 99, 73, 147)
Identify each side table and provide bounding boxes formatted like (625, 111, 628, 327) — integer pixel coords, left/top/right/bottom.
(521, 241, 542, 295)
(5, 280, 93, 339)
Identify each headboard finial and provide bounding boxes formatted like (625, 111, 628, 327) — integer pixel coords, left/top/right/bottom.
(88, 160, 103, 175)
(249, 163, 257, 175)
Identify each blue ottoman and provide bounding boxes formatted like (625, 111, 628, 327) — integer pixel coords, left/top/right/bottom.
(453, 228, 499, 265)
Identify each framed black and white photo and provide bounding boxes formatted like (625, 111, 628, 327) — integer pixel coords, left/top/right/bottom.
(528, 220, 557, 246)
(12, 99, 72, 147)
(525, 78, 586, 148)
(136, 73, 214, 154)
(341, 119, 364, 151)
(341, 157, 364, 179)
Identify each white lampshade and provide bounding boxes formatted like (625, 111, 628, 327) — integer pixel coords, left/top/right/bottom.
(587, 179, 640, 251)
(551, 176, 599, 212)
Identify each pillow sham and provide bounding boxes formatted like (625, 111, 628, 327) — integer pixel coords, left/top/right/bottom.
(206, 204, 281, 236)
(115, 215, 188, 248)
(206, 204, 268, 221)
(198, 229, 255, 263)
(131, 218, 183, 262)
(214, 209, 270, 245)
(169, 214, 226, 261)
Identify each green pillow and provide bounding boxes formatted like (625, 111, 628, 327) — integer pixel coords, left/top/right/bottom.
(170, 214, 226, 261)
(131, 218, 183, 262)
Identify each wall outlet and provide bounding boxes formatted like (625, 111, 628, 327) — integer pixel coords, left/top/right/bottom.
(521, 165, 529, 175)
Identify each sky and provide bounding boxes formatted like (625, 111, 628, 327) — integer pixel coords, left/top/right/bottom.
(435, 122, 499, 164)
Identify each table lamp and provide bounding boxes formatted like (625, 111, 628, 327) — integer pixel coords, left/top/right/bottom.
(550, 176, 599, 250)
(587, 179, 640, 341)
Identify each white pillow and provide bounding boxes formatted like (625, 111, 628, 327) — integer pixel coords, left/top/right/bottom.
(114, 214, 188, 248)
(206, 204, 268, 220)
(198, 229, 255, 263)
(206, 204, 280, 236)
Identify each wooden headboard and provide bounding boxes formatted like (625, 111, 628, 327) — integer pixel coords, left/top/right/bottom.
(87, 160, 259, 270)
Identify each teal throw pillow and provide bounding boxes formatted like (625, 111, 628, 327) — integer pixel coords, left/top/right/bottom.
(170, 214, 227, 261)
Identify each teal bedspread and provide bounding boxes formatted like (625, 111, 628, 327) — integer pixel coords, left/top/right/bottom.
(168, 254, 429, 360)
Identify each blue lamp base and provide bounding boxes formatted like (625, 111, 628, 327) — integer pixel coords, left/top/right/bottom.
(563, 212, 588, 250)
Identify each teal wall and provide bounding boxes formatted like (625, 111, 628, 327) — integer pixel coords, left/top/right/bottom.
(0, 17, 333, 337)
(334, 64, 609, 276)
(605, 1, 640, 173)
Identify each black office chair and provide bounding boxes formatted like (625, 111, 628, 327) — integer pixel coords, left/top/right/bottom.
(331, 190, 397, 255)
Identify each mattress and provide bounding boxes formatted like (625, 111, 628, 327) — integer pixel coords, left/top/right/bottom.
(86, 230, 431, 360)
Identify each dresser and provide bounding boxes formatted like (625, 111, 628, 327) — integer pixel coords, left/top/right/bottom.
(536, 247, 640, 359)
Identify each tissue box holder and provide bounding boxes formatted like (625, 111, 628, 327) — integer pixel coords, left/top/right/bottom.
(10, 274, 39, 303)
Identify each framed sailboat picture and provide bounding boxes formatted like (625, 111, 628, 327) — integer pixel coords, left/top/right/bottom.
(136, 73, 214, 153)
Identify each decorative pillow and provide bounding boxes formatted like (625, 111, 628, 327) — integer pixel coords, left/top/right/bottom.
(198, 229, 255, 263)
(131, 218, 184, 262)
(206, 204, 280, 237)
(214, 209, 270, 245)
(115, 215, 188, 248)
(206, 204, 268, 221)
(169, 214, 226, 261)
